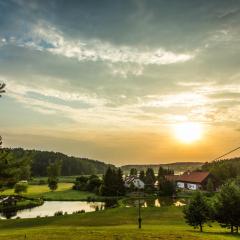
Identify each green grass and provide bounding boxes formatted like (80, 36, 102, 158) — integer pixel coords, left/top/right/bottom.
(0, 206, 239, 240)
(0, 183, 98, 201)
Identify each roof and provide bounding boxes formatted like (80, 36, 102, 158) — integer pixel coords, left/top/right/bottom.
(177, 171, 210, 184)
(125, 176, 144, 184)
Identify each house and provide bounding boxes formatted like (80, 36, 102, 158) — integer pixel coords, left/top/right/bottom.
(176, 171, 211, 190)
(124, 176, 145, 189)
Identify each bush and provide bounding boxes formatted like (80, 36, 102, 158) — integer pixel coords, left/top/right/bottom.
(14, 182, 28, 194)
(54, 211, 63, 216)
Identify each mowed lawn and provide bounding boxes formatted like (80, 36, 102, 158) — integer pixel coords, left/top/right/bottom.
(0, 207, 239, 240)
(0, 183, 97, 201)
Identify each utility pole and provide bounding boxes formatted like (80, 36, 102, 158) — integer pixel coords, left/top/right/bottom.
(137, 182, 142, 229)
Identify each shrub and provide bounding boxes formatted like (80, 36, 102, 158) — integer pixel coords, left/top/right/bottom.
(14, 182, 28, 194)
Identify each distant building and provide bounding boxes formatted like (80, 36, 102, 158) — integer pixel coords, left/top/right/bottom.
(176, 171, 211, 190)
(124, 176, 145, 189)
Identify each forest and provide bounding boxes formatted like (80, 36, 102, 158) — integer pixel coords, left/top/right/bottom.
(0, 148, 115, 177)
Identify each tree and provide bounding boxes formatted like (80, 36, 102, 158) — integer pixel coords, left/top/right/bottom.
(206, 178, 214, 193)
(145, 168, 156, 192)
(130, 168, 137, 176)
(100, 167, 125, 196)
(47, 160, 62, 191)
(214, 180, 240, 233)
(0, 150, 30, 190)
(183, 191, 210, 232)
(159, 179, 176, 196)
(14, 182, 28, 194)
(116, 168, 125, 195)
(139, 170, 145, 182)
(0, 82, 5, 97)
(0, 83, 6, 149)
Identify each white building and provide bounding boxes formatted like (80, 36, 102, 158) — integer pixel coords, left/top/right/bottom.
(176, 171, 211, 191)
(124, 176, 145, 189)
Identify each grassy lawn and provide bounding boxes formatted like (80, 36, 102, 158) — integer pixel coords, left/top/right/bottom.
(0, 206, 239, 240)
(0, 183, 98, 201)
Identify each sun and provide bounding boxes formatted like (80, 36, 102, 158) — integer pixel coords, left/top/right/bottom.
(173, 122, 203, 144)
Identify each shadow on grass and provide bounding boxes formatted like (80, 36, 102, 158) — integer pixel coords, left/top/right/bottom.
(187, 229, 240, 238)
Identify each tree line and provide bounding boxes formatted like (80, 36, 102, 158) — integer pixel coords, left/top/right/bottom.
(202, 157, 240, 186)
(0, 148, 115, 177)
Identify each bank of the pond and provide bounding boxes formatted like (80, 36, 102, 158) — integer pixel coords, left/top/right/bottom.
(0, 196, 43, 212)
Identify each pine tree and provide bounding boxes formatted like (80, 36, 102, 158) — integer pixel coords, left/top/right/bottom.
(116, 168, 125, 195)
(145, 168, 155, 192)
(139, 170, 145, 182)
(130, 168, 137, 176)
(183, 191, 210, 232)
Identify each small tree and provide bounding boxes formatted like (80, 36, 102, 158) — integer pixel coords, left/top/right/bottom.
(48, 179, 58, 191)
(47, 160, 62, 191)
(183, 191, 210, 232)
(14, 182, 28, 195)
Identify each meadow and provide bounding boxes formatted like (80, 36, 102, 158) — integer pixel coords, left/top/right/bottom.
(0, 183, 98, 201)
(0, 206, 239, 240)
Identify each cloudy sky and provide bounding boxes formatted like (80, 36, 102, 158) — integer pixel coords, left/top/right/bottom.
(1, 0, 240, 165)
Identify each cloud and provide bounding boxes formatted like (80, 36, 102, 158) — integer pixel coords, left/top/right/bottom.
(4, 22, 195, 68)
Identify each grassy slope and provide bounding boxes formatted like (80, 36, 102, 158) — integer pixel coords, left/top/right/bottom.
(0, 207, 239, 240)
(0, 183, 97, 201)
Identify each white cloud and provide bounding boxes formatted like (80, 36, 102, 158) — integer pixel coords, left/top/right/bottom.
(7, 22, 195, 68)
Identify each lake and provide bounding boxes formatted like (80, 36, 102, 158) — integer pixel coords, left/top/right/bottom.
(0, 201, 104, 219)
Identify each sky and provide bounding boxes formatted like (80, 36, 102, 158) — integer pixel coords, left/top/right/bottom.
(1, 0, 240, 166)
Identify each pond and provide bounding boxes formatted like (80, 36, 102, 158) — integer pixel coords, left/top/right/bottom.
(0, 201, 104, 219)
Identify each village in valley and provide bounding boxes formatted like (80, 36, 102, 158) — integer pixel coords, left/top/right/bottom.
(1, 1, 240, 239)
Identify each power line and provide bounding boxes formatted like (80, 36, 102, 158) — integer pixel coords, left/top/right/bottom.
(212, 146, 240, 162)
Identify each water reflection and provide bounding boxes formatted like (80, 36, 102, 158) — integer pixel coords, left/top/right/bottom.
(125, 197, 186, 208)
(0, 201, 104, 219)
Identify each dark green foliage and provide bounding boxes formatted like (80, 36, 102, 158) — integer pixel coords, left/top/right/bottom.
(47, 160, 62, 191)
(0, 150, 31, 190)
(48, 178, 58, 191)
(157, 166, 175, 195)
(144, 168, 155, 192)
(206, 178, 214, 193)
(14, 182, 28, 194)
(213, 179, 240, 233)
(130, 168, 137, 176)
(100, 167, 125, 196)
(158, 166, 174, 178)
(74, 175, 102, 193)
(183, 191, 210, 232)
(158, 178, 176, 196)
(202, 158, 240, 185)
(1, 148, 114, 176)
(139, 170, 145, 182)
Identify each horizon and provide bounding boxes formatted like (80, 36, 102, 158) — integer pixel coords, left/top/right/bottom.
(1, 0, 240, 165)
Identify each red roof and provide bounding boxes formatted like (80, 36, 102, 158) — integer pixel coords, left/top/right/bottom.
(177, 171, 210, 184)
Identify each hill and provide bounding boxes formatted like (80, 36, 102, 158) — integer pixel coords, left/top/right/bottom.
(121, 162, 203, 174)
(202, 157, 240, 184)
(1, 148, 115, 177)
